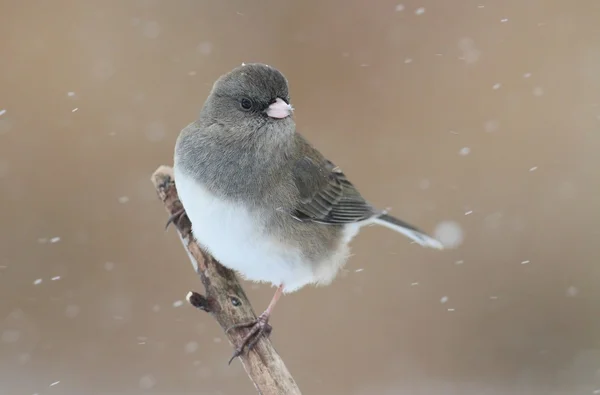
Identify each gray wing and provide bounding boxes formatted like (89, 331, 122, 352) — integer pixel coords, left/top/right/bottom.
(291, 156, 376, 224)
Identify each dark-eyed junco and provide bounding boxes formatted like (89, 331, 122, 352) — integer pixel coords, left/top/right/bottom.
(172, 63, 443, 361)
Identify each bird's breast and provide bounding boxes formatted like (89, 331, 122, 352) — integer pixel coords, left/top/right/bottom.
(172, 166, 315, 290)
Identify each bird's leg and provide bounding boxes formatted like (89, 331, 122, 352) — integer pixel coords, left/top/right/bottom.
(226, 284, 284, 364)
(164, 207, 186, 230)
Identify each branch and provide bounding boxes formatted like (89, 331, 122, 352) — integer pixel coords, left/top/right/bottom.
(151, 165, 302, 395)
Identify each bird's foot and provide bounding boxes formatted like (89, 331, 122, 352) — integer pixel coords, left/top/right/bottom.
(165, 207, 186, 230)
(225, 312, 273, 364)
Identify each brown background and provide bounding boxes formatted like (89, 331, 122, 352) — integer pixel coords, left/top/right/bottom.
(2, 0, 600, 394)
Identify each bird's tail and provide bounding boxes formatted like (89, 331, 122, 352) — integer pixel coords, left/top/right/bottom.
(372, 213, 444, 250)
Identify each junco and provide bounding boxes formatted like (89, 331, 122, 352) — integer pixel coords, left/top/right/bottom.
(172, 63, 443, 362)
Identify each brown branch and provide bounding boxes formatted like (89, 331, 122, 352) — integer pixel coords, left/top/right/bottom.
(151, 165, 302, 395)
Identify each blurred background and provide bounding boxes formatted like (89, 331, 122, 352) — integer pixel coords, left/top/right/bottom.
(1, 0, 600, 394)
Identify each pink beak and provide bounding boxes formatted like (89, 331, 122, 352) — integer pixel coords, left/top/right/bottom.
(266, 98, 293, 119)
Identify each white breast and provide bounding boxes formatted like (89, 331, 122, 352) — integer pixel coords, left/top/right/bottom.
(173, 168, 321, 293)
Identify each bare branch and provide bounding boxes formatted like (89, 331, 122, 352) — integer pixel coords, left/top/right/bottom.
(151, 165, 302, 395)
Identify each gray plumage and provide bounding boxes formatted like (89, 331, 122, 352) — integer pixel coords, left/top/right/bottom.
(174, 63, 442, 295)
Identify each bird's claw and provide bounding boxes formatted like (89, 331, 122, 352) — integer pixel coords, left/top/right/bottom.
(165, 207, 186, 230)
(226, 313, 272, 365)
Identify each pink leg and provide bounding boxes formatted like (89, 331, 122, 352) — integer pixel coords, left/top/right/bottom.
(263, 284, 284, 316)
(226, 284, 284, 364)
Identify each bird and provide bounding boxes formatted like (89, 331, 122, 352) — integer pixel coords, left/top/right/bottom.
(171, 63, 443, 362)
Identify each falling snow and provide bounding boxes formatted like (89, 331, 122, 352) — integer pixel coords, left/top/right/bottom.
(458, 37, 480, 64)
(142, 21, 161, 39)
(533, 86, 544, 96)
(197, 41, 213, 55)
(434, 221, 464, 248)
(185, 341, 199, 354)
(139, 375, 156, 389)
(566, 286, 579, 297)
(0, 5, 593, 395)
(65, 304, 80, 318)
(484, 120, 500, 133)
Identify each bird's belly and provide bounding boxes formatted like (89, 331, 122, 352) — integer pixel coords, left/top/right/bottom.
(173, 169, 315, 292)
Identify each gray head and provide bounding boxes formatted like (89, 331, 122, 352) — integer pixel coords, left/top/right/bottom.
(177, 63, 298, 200)
(201, 63, 295, 132)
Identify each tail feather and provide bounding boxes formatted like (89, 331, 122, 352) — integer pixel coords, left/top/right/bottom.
(372, 213, 444, 250)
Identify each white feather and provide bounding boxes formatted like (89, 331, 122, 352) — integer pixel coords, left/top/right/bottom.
(173, 168, 358, 293)
(371, 217, 444, 250)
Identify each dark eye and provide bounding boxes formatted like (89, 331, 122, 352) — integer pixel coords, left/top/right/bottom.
(240, 98, 252, 111)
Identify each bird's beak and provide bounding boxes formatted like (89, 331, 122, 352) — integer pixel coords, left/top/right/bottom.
(266, 98, 293, 119)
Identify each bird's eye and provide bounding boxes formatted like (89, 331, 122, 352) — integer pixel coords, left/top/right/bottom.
(240, 98, 252, 111)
